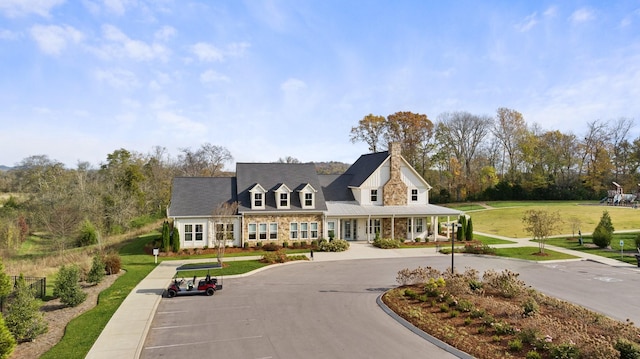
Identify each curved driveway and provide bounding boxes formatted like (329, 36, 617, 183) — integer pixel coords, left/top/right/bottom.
(140, 255, 640, 358)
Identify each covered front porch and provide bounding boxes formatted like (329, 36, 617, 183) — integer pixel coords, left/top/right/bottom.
(324, 202, 463, 242)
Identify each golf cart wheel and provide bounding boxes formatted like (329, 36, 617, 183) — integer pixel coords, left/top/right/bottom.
(206, 287, 215, 296)
(168, 289, 177, 298)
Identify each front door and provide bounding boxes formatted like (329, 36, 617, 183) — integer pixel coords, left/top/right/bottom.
(342, 219, 358, 241)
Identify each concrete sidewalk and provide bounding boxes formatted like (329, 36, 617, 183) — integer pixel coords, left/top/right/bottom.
(86, 239, 637, 359)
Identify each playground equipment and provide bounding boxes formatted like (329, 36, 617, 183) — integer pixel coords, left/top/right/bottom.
(604, 182, 638, 206)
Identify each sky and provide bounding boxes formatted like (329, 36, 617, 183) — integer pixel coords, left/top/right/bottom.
(1, 1, 640, 170)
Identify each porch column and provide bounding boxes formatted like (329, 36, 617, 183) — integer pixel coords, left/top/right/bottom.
(367, 215, 371, 242)
(391, 214, 395, 240)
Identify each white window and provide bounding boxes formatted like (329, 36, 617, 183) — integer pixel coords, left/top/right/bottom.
(411, 189, 418, 202)
(290, 222, 298, 239)
(248, 223, 257, 240)
(368, 219, 381, 236)
(301, 222, 308, 239)
(304, 193, 313, 207)
(185, 224, 193, 241)
(327, 221, 335, 238)
(254, 192, 263, 208)
(195, 224, 203, 241)
(216, 223, 234, 241)
(370, 189, 378, 202)
(310, 222, 318, 239)
(269, 223, 278, 240)
(416, 218, 424, 232)
(280, 193, 288, 207)
(259, 223, 267, 240)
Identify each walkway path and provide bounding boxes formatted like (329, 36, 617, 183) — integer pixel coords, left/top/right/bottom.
(86, 235, 638, 359)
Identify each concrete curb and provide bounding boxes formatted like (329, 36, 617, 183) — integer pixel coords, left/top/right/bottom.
(376, 294, 474, 359)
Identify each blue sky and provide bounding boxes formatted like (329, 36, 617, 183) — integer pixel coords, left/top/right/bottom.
(1, 1, 640, 169)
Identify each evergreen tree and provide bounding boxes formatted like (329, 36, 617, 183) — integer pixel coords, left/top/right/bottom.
(161, 221, 170, 252)
(592, 211, 614, 248)
(0, 259, 11, 300)
(171, 226, 180, 253)
(76, 219, 99, 247)
(87, 254, 105, 285)
(465, 217, 474, 241)
(5, 274, 48, 342)
(53, 265, 87, 307)
(0, 314, 16, 359)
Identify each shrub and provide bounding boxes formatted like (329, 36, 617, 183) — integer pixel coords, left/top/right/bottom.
(53, 265, 87, 307)
(5, 274, 48, 343)
(508, 338, 523, 352)
(0, 315, 16, 359)
(262, 242, 279, 251)
(76, 219, 99, 247)
(261, 250, 288, 264)
(403, 288, 418, 300)
(457, 299, 474, 312)
(243, 242, 249, 249)
(292, 241, 300, 248)
(614, 338, 640, 359)
(373, 238, 401, 249)
(635, 234, 640, 250)
(518, 327, 539, 344)
(282, 241, 288, 248)
(493, 321, 515, 335)
(482, 269, 525, 298)
(256, 241, 262, 248)
(104, 253, 122, 275)
(161, 221, 170, 252)
(592, 224, 612, 248)
(171, 226, 180, 253)
(87, 254, 106, 285)
(396, 266, 441, 285)
(319, 239, 349, 252)
(522, 296, 539, 317)
(549, 343, 579, 359)
(424, 277, 446, 297)
(525, 351, 542, 359)
(462, 243, 496, 255)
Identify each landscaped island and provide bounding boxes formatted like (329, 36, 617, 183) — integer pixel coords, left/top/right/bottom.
(383, 266, 640, 359)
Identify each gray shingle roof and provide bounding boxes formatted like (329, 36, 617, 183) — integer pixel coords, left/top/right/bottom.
(319, 174, 355, 201)
(168, 177, 236, 217)
(236, 163, 327, 212)
(342, 150, 389, 187)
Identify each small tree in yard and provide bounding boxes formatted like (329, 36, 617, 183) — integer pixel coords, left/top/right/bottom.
(522, 209, 562, 254)
(0, 259, 12, 301)
(212, 201, 239, 267)
(161, 220, 170, 252)
(53, 265, 87, 307)
(465, 217, 473, 241)
(0, 315, 15, 359)
(171, 225, 180, 253)
(5, 274, 48, 342)
(592, 211, 614, 249)
(87, 254, 105, 285)
(76, 219, 99, 247)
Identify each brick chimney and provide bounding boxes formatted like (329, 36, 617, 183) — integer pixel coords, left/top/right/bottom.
(383, 142, 407, 206)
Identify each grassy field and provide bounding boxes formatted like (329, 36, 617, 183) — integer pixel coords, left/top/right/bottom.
(462, 201, 639, 238)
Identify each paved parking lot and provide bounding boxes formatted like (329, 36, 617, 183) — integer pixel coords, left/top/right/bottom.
(140, 256, 640, 358)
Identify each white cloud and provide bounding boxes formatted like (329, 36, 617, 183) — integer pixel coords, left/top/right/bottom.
(570, 8, 595, 24)
(154, 26, 176, 42)
(30, 24, 84, 56)
(191, 41, 250, 62)
(200, 69, 230, 83)
(94, 24, 170, 61)
(156, 111, 207, 134)
(280, 78, 306, 92)
(544, 6, 558, 18)
(0, 28, 19, 40)
(0, 0, 65, 18)
(515, 12, 538, 32)
(191, 42, 224, 62)
(103, 0, 128, 15)
(94, 68, 140, 89)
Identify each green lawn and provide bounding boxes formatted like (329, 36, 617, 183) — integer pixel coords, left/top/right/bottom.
(541, 234, 640, 266)
(174, 260, 270, 278)
(493, 247, 579, 261)
(466, 202, 639, 238)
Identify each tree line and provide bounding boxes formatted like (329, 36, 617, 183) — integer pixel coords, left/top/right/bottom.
(350, 109, 639, 203)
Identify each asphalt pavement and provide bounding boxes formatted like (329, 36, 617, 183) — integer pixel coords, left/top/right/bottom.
(86, 237, 638, 359)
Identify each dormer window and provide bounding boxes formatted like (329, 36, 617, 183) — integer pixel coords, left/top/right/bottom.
(298, 184, 317, 209)
(274, 184, 292, 209)
(370, 189, 378, 202)
(249, 184, 266, 210)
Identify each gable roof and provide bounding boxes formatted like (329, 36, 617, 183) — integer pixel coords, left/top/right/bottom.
(168, 177, 236, 217)
(235, 162, 327, 212)
(342, 150, 389, 187)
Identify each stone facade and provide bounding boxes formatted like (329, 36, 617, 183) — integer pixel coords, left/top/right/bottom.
(382, 218, 408, 239)
(383, 142, 408, 206)
(243, 213, 323, 246)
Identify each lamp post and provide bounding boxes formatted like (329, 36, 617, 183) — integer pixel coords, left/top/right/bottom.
(451, 221, 462, 274)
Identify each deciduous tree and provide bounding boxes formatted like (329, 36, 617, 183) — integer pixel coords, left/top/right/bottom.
(522, 209, 562, 254)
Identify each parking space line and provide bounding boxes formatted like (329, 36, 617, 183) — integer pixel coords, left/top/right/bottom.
(153, 319, 256, 330)
(144, 335, 263, 350)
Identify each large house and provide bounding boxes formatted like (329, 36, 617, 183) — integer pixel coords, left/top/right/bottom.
(167, 143, 463, 249)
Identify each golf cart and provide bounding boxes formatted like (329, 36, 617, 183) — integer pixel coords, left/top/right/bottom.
(166, 264, 223, 298)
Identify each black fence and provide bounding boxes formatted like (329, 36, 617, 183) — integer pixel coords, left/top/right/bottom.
(0, 276, 47, 312)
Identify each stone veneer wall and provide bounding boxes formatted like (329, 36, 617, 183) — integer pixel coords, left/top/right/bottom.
(382, 218, 408, 239)
(243, 213, 323, 246)
(383, 142, 408, 206)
